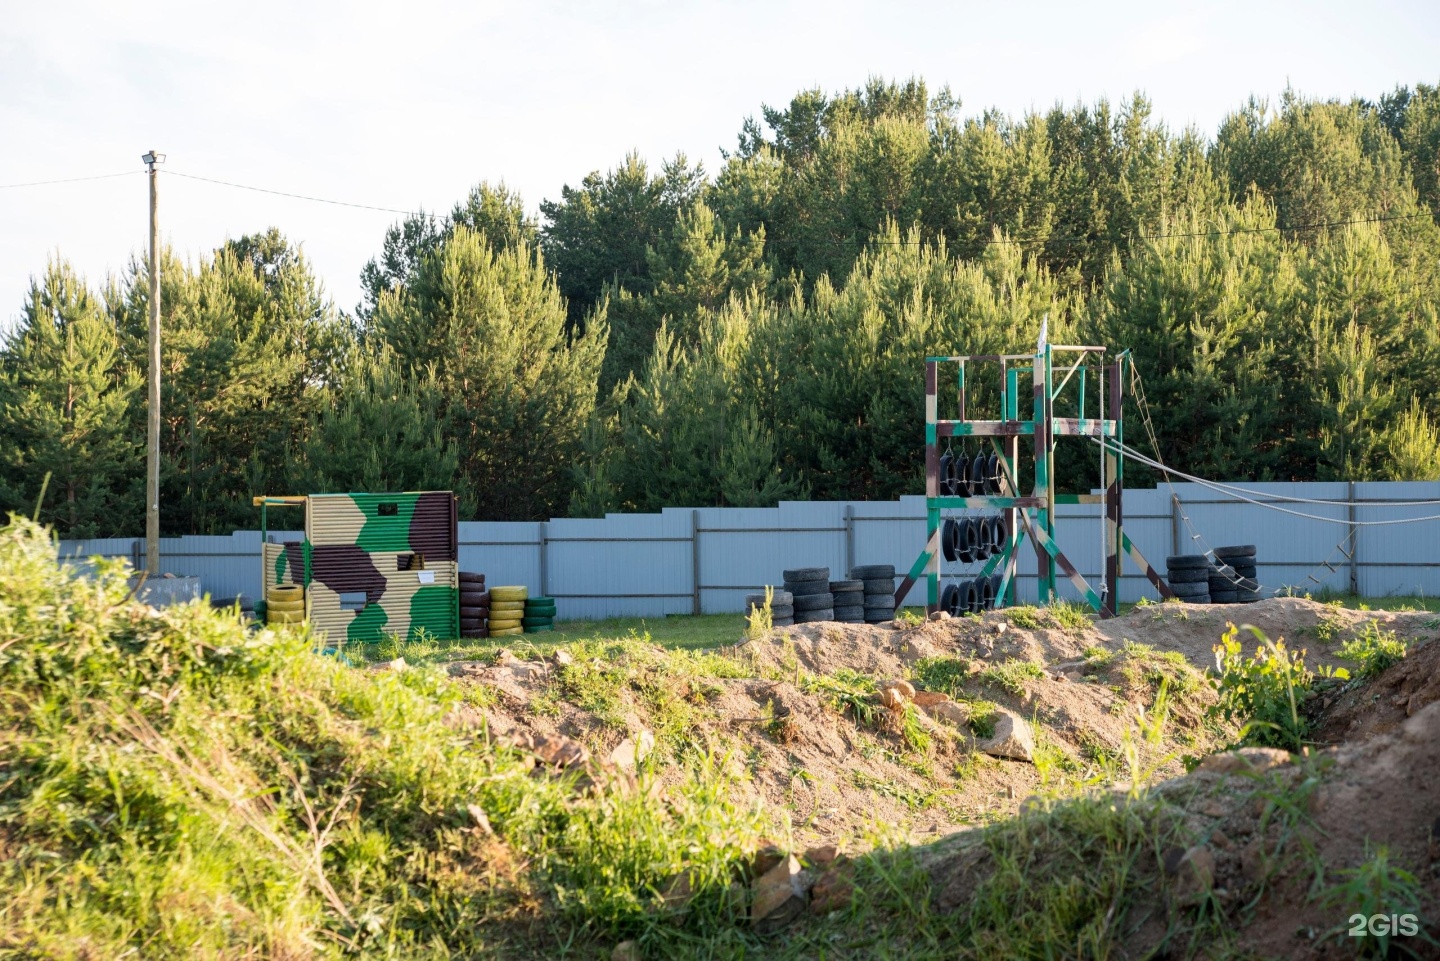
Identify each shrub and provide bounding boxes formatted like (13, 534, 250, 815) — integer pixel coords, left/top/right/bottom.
(1336, 622, 1407, 679)
(1209, 623, 1346, 750)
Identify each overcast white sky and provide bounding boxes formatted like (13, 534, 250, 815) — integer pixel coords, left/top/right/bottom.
(2, 0, 1438, 327)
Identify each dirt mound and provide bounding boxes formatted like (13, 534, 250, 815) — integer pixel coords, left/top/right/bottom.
(1310, 634, 1440, 746)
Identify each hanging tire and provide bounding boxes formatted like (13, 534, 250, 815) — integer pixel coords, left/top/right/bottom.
(992, 514, 1009, 550)
(980, 576, 996, 610)
(942, 583, 959, 616)
(850, 565, 895, 579)
(963, 579, 980, 614)
(989, 572, 1004, 604)
(794, 592, 834, 612)
(969, 455, 988, 496)
(942, 518, 959, 562)
(973, 518, 991, 561)
(939, 452, 954, 496)
(954, 453, 971, 496)
(986, 452, 1002, 493)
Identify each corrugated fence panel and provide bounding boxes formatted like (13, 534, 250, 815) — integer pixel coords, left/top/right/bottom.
(53, 482, 1440, 619)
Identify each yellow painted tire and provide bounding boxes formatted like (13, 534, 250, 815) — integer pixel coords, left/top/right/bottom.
(268, 584, 303, 602)
(489, 586, 528, 602)
(488, 617, 522, 630)
(268, 609, 305, 625)
(491, 626, 524, 637)
(490, 600, 525, 613)
(266, 598, 305, 613)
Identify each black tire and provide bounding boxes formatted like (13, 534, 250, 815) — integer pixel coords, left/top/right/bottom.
(795, 609, 835, 624)
(969, 454, 987, 495)
(850, 564, 895, 579)
(459, 590, 489, 605)
(784, 580, 830, 597)
(459, 605, 489, 618)
(939, 452, 953, 496)
(992, 514, 1009, 550)
(1181, 597, 1209, 605)
(772, 617, 794, 627)
(746, 591, 793, 608)
(1230, 564, 1257, 578)
(861, 578, 896, 594)
(964, 579, 980, 614)
(1237, 589, 1261, 603)
(831, 590, 864, 608)
(829, 579, 863, 592)
(794, 592, 834, 612)
(1170, 582, 1209, 598)
(783, 567, 829, 583)
(942, 518, 959, 562)
(979, 577, 995, 610)
(942, 582, 959, 616)
(1166, 555, 1209, 570)
(769, 604, 794, 619)
(987, 452, 1002, 494)
(459, 572, 485, 584)
(1167, 567, 1209, 584)
(1209, 591, 1239, 604)
(1233, 576, 1259, 592)
(1214, 545, 1257, 560)
(954, 453, 972, 496)
(460, 618, 484, 630)
(1207, 577, 1236, 593)
(460, 629, 489, 639)
(972, 518, 991, 561)
(834, 606, 865, 621)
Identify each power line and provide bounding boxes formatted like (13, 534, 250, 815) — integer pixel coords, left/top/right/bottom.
(167, 170, 421, 216)
(0, 170, 141, 190)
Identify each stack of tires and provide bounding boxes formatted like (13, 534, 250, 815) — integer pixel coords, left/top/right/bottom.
(830, 579, 865, 623)
(850, 564, 897, 624)
(459, 572, 488, 639)
(745, 590, 794, 627)
(1210, 545, 1260, 604)
(1165, 555, 1210, 603)
(488, 586, 527, 637)
(784, 568, 833, 624)
(523, 595, 556, 633)
(266, 584, 304, 626)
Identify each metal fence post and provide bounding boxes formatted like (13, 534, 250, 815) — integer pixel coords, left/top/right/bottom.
(691, 509, 701, 615)
(844, 504, 854, 577)
(1170, 493, 1181, 556)
(1347, 481, 1358, 596)
(539, 521, 549, 597)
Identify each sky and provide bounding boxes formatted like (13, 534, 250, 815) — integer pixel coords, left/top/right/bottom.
(2, 0, 1438, 327)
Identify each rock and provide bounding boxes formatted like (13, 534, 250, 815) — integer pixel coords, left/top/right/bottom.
(1170, 845, 1216, 906)
(466, 803, 493, 835)
(1199, 798, 1227, 818)
(1063, 670, 1083, 683)
(803, 843, 839, 869)
(751, 854, 812, 934)
(896, 679, 916, 698)
(609, 728, 656, 770)
(974, 709, 1035, 762)
(748, 843, 786, 880)
(995, 622, 1007, 635)
(1195, 747, 1292, 777)
(1210, 828, 1234, 851)
(911, 691, 952, 708)
(612, 941, 641, 961)
(552, 649, 574, 667)
(530, 733, 588, 769)
(387, 657, 408, 671)
(929, 610, 951, 621)
(495, 648, 521, 666)
(879, 687, 906, 709)
(919, 699, 971, 728)
(808, 858, 856, 915)
(660, 870, 695, 910)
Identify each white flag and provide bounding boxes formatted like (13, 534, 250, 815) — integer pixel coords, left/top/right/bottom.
(1037, 312, 1049, 352)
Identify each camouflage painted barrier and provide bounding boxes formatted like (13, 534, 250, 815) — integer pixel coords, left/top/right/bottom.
(258, 491, 459, 643)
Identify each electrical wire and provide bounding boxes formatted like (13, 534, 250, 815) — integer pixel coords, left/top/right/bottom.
(167, 170, 421, 216)
(0, 171, 141, 189)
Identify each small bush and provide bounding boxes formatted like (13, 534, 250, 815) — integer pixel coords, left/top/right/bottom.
(1337, 622, 1407, 679)
(1050, 600, 1091, 632)
(980, 659, 1044, 697)
(1006, 606, 1045, 629)
(1209, 624, 1345, 750)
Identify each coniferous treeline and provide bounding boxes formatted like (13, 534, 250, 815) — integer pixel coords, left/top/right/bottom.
(3, 81, 1439, 536)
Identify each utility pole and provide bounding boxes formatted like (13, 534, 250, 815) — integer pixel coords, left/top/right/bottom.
(142, 150, 165, 575)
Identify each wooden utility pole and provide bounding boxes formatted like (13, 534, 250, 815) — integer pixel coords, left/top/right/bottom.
(142, 150, 165, 575)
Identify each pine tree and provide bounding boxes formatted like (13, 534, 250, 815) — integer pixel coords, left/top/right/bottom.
(0, 261, 141, 536)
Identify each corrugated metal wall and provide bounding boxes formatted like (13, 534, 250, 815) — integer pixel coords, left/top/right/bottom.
(57, 481, 1440, 620)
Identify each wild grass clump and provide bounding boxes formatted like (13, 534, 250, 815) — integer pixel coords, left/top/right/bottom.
(1209, 623, 1347, 750)
(1336, 621, 1408, 679)
(0, 518, 768, 958)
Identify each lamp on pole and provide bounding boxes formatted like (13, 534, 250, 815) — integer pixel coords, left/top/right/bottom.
(142, 150, 165, 575)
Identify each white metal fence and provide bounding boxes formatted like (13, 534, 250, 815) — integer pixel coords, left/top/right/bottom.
(56, 481, 1440, 619)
